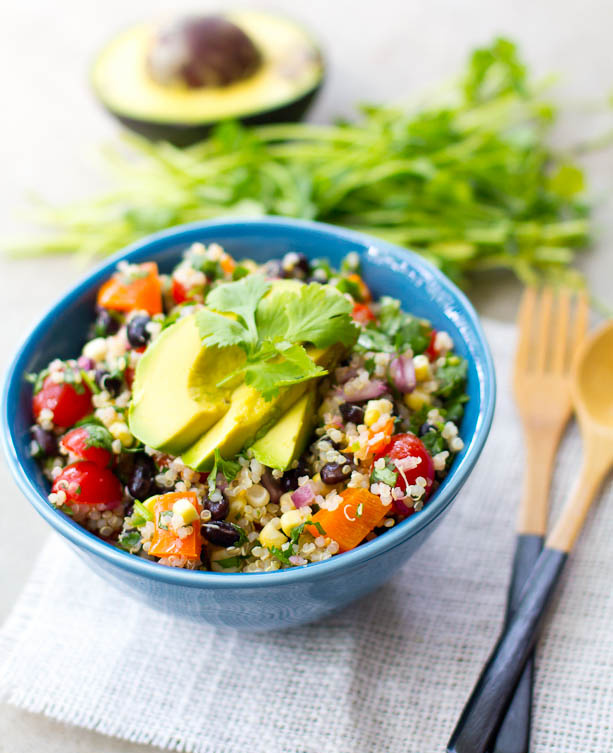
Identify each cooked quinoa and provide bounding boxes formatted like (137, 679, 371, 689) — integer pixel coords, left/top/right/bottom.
(27, 243, 468, 572)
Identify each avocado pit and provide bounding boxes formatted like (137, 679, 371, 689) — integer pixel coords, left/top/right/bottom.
(147, 15, 262, 89)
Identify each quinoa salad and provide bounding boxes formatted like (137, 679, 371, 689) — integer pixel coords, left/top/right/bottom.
(27, 243, 468, 573)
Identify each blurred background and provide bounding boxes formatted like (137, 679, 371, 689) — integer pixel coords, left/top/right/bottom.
(1, 1, 612, 750)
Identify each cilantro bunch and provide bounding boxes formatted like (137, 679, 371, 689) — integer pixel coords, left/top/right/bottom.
(196, 274, 358, 400)
(7, 38, 601, 290)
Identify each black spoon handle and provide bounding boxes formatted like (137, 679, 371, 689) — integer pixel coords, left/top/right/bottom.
(447, 546, 567, 753)
(489, 534, 544, 753)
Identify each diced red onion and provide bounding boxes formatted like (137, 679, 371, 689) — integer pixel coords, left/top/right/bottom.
(291, 482, 315, 508)
(215, 472, 228, 492)
(392, 497, 414, 518)
(77, 356, 95, 370)
(389, 354, 416, 394)
(261, 469, 282, 504)
(336, 379, 387, 402)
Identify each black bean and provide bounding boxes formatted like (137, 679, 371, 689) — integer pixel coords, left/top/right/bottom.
(202, 521, 240, 547)
(31, 425, 57, 457)
(320, 462, 351, 485)
(126, 453, 157, 500)
(95, 369, 123, 397)
(280, 462, 307, 492)
(419, 422, 437, 437)
(94, 307, 120, 337)
(202, 495, 229, 521)
(282, 252, 310, 279)
(340, 402, 364, 424)
(127, 315, 151, 348)
(260, 469, 282, 504)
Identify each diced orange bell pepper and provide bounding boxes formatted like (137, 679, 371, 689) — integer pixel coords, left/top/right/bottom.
(367, 418, 395, 455)
(219, 252, 236, 277)
(148, 491, 202, 560)
(347, 273, 372, 303)
(97, 261, 163, 316)
(306, 488, 391, 552)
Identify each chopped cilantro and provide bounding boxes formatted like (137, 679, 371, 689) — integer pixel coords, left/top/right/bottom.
(232, 265, 250, 280)
(158, 510, 173, 530)
(217, 556, 244, 569)
(81, 424, 113, 451)
(208, 449, 241, 494)
(118, 531, 141, 552)
(435, 355, 468, 399)
(25, 367, 49, 394)
(335, 277, 362, 300)
(370, 460, 398, 487)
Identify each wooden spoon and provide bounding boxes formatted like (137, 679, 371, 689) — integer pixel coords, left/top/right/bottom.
(447, 320, 613, 753)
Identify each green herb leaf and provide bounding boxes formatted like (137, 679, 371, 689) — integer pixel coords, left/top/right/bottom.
(217, 555, 244, 569)
(205, 274, 270, 345)
(196, 309, 250, 350)
(243, 344, 326, 400)
(283, 284, 359, 348)
(370, 461, 398, 487)
(118, 531, 141, 552)
(80, 423, 113, 451)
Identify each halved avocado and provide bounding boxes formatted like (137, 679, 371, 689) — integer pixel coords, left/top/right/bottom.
(92, 10, 324, 146)
(128, 313, 244, 455)
(251, 386, 317, 471)
(181, 343, 344, 471)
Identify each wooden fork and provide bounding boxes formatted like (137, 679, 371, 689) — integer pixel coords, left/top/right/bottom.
(488, 286, 589, 753)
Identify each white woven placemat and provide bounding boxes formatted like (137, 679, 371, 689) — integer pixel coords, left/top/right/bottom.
(1, 320, 612, 753)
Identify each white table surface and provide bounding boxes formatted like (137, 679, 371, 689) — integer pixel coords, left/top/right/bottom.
(1, 0, 612, 750)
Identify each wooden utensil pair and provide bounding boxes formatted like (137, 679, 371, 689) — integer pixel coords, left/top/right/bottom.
(448, 287, 613, 753)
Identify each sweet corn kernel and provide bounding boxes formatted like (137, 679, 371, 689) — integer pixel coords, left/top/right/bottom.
(279, 492, 295, 513)
(280, 508, 308, 536)
(172, 498, 199, 525)
(259, 520, 288, 549)
(364, 407, 381, 427)
(413, 354, 431, 381)
(245, 484, 270, 508)
(404, 389, 431, 411)
(109, 421, 133, 447)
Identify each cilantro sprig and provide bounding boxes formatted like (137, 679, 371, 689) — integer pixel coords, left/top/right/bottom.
(208, 448, 241, 495)
(196, 276, 358, 400)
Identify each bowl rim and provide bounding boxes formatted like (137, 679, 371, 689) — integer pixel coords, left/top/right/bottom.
(2, 217, 496, 589)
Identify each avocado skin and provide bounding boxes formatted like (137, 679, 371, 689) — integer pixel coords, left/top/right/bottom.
(105, 83, 322, 146)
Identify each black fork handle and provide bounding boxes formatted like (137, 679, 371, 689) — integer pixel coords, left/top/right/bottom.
(489, 534, 544, 753)
(447, 547, 568, 753)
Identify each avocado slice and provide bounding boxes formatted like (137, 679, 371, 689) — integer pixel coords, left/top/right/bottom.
(128, 313, 244, 455)
(91, 10, 324, 146)
(181, 344, 344, 471)
(251, 386, 317, 471)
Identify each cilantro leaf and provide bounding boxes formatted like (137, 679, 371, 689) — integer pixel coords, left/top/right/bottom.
(206, 274, 270, 344)
(196, 309, 250, 350)
(283, 284, 359, 348)
(243, 344, 326, 400)
(370, 460, 398, 487)
(208, 448, 241, 494)
(82, 424, 113, 452)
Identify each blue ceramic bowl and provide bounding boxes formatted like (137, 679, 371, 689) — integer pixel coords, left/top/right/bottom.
(2, 218, 495, 631)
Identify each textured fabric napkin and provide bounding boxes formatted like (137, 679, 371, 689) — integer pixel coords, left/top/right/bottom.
(1, 320, 613, 753)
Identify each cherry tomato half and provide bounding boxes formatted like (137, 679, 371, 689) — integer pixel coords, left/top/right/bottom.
(351, 302, 376, 325)
(32, 376, 92, 428)
(52, 462, 123, 510)
(374, 432, 435, 516)
(425, 330, 438, 361)
(60, 425, 112, 468)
